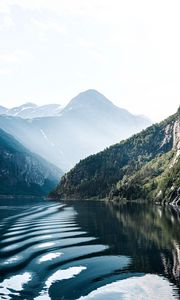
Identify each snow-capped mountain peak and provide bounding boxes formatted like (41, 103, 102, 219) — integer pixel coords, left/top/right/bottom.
(0, 103, 63, 119)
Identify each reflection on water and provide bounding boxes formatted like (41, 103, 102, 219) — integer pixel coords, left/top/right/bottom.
(78, 274, 176, 300)
(0, 198, 179, 299)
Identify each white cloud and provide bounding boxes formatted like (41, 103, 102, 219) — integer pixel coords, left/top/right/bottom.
(0, 68, 13, 75)
(0, 50, 33, 64)
(0, 53, 20, 64)
(78, 38, 105, 63)
(0, 2, 11, 14)
(78, 274, 177, 300)
(0, 0, 84, 14)
(90, 50, 106, 64)
(0, 0, 180, 120)
(78, 38, 95, 49)
(0, 15, 15, 31)
(31, 18, 67, 34)
(0, 272, 32, 298)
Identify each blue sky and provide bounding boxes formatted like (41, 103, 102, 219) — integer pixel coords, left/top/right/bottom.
(0, 0, 180, 121)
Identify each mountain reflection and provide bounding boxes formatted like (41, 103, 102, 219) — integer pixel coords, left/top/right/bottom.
(0, 199, 179, 299)
(72, 201, 180, 296)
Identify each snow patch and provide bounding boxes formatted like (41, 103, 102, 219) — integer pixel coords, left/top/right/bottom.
(40, 129, 55, 147)
(55, 105, 62, 111)
(14, 106, 33, 115)
(40, 129, 48, 140)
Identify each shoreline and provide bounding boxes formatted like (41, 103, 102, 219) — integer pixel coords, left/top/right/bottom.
(0, 195, 45, 199)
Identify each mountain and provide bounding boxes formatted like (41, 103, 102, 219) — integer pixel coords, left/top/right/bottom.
(51, 108, 180, 205)
(62, 90, 150, 133)
(0, 129, 63, 196)
(0, 103, 63, 118)
(7, 102, 38, 117)
(0, 90, 151, 171)
(0, 106, 7, 114)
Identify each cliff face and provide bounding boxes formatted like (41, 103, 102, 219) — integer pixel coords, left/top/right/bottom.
(162, 116, 180, 205)
(112, 114, 180, 204)
(173, 117, 180, 161)
(51, 110, 179, 204)
(0, 129, 63, 196)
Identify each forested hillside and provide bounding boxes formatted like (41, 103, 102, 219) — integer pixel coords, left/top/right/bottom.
(51, 108, 180, 205)
(0, 129, 63, 196)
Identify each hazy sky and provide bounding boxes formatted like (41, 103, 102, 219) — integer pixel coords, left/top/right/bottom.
(0, 0, 180, 121)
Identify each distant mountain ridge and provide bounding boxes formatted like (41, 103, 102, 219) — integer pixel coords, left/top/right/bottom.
(0, 102, 63, 118)
(0, 129, 63, 196)
(51, 108, 180, 205)
(0, 90, 151, 171)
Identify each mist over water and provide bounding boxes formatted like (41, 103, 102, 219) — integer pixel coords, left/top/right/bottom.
(0, 199, 179, 299)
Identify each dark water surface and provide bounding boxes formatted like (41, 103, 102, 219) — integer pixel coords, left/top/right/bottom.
(0, 198, 180, 299)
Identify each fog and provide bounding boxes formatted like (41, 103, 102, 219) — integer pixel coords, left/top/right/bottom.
(0, 90, 151, 171)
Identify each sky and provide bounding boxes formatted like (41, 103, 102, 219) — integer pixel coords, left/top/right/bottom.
(0, 0, 180, 122)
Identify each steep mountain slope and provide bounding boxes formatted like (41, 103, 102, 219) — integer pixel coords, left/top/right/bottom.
(0, 103, 63, 118)
(0, 90, 151, 171)
(0, 129, 63, 196)
(51, 109, 180, 204)
(110, 114, 180, 204)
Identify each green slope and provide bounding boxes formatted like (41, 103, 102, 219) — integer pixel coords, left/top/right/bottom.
(51, 110, 179, 203)
(110, 150, 180, 204)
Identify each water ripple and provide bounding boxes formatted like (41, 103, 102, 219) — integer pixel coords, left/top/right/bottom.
(0, 200, 178, 300)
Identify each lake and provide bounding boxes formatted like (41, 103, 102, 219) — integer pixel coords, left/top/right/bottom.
(0, 198, 179, 299)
